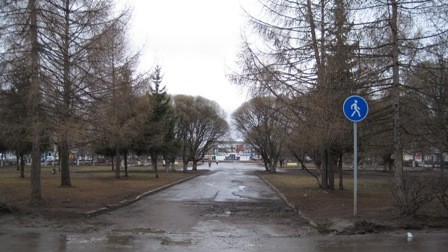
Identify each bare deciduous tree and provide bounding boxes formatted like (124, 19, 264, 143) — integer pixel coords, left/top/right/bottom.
(232, 96, 287, 173)
(0, 0, 134, 201)
(1, 0, 45, 202)
(38, 0, 130, 185)
(89, 18, 140, 179)
(232, 0, 357, 188)
(232, 0, 448, 193)
(173, 95, 229, 172)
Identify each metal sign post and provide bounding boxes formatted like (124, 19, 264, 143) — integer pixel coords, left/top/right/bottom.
(353, 122, 358, 216)
(343, 95, 368, 216)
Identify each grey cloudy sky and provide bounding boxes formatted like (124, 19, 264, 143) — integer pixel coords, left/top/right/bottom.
(121, 0, 251, 118)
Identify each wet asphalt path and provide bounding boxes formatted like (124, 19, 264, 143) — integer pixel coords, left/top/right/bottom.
(88, 162, 314, 251)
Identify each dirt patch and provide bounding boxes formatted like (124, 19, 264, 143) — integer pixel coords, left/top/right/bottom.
(338, 220, 392, 235)
(258, 169, 448, 234)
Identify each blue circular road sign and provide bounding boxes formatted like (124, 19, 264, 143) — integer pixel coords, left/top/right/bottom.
(343, 95, 368, 123)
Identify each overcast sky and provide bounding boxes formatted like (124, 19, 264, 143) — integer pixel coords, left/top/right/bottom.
(121, 0, 251, 119)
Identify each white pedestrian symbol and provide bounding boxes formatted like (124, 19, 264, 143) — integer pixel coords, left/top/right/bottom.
(351, 100, 361, 117)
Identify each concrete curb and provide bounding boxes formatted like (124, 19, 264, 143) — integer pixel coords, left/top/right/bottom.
(85, 171, 207, 218)
(256, 172, 318, 228)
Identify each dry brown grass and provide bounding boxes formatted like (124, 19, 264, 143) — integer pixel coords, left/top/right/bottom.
(259, 169, 448, 230)
(0, 165, 203, 216)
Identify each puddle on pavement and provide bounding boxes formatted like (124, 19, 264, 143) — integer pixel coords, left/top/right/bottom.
(112, 227, 166, 234)
(231, 192, 247, 199)
(161, 238, 192, 246)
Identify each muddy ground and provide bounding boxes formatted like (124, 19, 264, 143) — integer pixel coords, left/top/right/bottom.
(1, 163, 448, 237)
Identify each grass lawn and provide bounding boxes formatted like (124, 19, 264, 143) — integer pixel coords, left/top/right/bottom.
(259, 168, 448, 232)
(0, 165, 203, 217)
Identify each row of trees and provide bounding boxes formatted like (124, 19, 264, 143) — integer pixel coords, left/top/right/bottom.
(231, 0, 448, 194)
(0, 1, 228, 204)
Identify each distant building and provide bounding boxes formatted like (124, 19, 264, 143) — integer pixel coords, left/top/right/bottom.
(403, 148, 444, 168)
(211, 140, 255, 161)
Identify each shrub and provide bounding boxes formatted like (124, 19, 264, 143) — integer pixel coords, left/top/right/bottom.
(390, 172, 438, 216)
(437, 176, 448, 212)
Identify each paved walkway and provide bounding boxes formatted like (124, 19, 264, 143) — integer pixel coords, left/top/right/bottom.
(90, 162, 312, 251)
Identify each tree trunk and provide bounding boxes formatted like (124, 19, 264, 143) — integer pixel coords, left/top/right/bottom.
(30, 137, 42, 203)
(192, 160, 198, 171)
(16, 155, 20, 170)
(312, 152, 323, 175)
(328, 152, 335, 190)
(271, 159, 278, 173)
(29, 0, 43, 204)
(154, 164, 159, 178)
(170, 157, 176, 172)
(60, 139, 71, 186)
(114, 147, 120, 178)
(60, 0, 72, 187)
(391, 0, 403, 176)
(321, 149, 329, 190)
(58, 145, 62, 171)
(389, 159, 394, 173)
(338, 152, 344, 190)
(20, 154, 25, 178)
(124, 151, 128, 177)
(164, 159, 169, 173)
(111, 156, 114, 171)
(264, 162, 269, 172)
(183, 160, 188, 172)
(151, 153, 158, 178)
(440, 147, 445, 180)
(383, 155, 393, 172)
